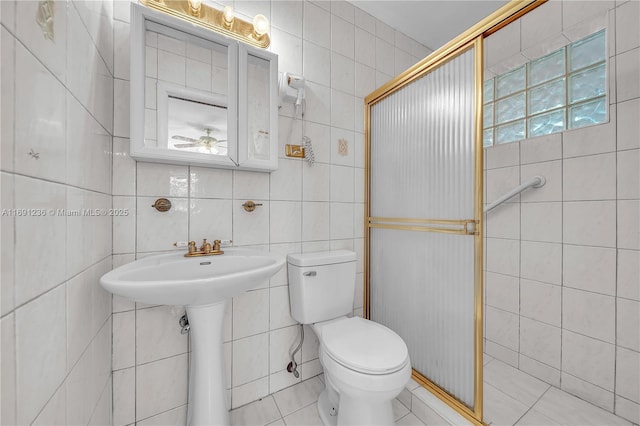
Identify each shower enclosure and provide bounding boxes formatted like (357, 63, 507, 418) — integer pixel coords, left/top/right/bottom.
(365, 38, 484, 423)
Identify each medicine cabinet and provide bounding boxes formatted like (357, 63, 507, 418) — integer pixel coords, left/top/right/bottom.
(130, 3, 279, 171)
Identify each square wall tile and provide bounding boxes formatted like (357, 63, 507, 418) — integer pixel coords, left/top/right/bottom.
(112, 311, 135, 371)
(136, 197, 188, 252)
(561, 372, 614, 412)
(486, 166, 520, 205)
(270, 286, 297, 330)
(189, 199, 233, 243)
(615, 395, 640, 424)
(521, 202, 562, 243)
(135, 354, 188, 421)
(270, 201, 301, 244)
(563, 287, 615, 343)
(563, 112, 616, 158)
(231, 377, 269, 410)
(1, 173, 14, 316)
(15, 286, 66, 425)
(563, 153, 616, 201)
(486, 201, 520, 240)
(14, 42, 66, 183)
(303, 40, 330, 87)
(136, 305, 189, 364)
(486, 306, 519, 351)
(303, 3, 330, 49)
(521, 0, 562, 51)
(616, 347, 640, 404)
(519, 354, 560, 387)
(617, 150, 640, 199)
(562, 330, 615, 391)
(618, 200, 640, 250)
(618, 249, 640, 301)
(190, 167, 233, 199)
(486, 142, 519, 170)
(520, 161, 562, 202)
(112, 138, 136, 196)
(269, 326, 301, 374)
(486, 272, 519, 314)
(616, 0, 640, 54)
(521, 241, 562, 285)
(113, 368, 135, 426)
(520, 133, 562, 165)
(616, 47, 640, 102)
(1, 314, 16, 426)
(520, 279, 561, 327)
(233, 289, 269, 340)
(617, 298, 640, 351)
(520, 317, 561, 369)
(13, 176, 66, 306)
(617, 98, 640, 151)
(137, 163, 189, 198)
(270, 159, 302, 201)
(232, 201, 269, 246)
(330, 203, 354, 240)
(563, 201, 616, 247)
(563, 244, 616, 295)
(486, 238, 520, 277)
(302, 202, 330, 242)
(232, 333, 269, 387)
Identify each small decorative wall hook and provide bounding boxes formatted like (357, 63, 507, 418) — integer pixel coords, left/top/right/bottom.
(28, 149, 40, 159)
(242, 200, 263, 212)
(152, 198, 172, 212)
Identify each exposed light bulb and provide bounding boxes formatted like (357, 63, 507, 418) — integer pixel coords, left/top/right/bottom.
(222, 5, 234, 26)
(252, 14, 269, 38)
(188, 0, 202, 16)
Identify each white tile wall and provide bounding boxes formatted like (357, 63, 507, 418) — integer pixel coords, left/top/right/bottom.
(1, 2, 114, 425)
(484, 3, 638, 420)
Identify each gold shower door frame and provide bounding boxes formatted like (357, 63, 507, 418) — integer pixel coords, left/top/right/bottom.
(364, 37, 484, 425)
(363, 2, 544, 424)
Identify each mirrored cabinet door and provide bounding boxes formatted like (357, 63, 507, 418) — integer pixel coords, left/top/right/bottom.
(130, 3, 278, 172)
(238, 45, 278, 171)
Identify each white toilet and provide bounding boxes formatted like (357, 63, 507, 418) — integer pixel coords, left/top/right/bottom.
(287, 250, 411, 426)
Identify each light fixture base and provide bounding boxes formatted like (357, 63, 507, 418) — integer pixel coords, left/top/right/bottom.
(140, 0, 270, 48)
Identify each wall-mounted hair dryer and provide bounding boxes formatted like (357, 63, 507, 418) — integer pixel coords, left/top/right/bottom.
(279, 72, 306, 107)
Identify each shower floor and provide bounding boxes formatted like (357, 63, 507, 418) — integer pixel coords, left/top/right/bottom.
(483, 355, 633, 426)
(229, 357, 633, 425)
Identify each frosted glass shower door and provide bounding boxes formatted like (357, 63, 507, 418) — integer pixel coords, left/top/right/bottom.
(366, 40, 483, 419)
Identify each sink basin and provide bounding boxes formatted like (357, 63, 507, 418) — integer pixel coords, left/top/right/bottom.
(100, 247, 285, 306)
(99, 247, 286, 426)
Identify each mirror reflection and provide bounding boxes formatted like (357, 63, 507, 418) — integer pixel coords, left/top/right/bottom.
(167, 96, 228, 155)
(143, 24, 232, 159)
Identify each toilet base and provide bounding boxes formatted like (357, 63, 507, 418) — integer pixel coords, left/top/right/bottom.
(317, 390, 338, 426)
(317, 383, 395, 426)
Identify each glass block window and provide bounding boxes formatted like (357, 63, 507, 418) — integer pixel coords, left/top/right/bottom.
(483, 30, 607, 147)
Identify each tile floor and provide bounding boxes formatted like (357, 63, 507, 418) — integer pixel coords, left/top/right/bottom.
(231, 358, 635, 426)
(483, 356, 634, 426)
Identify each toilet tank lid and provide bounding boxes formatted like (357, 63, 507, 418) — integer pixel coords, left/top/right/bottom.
(287, 250, 356, 267)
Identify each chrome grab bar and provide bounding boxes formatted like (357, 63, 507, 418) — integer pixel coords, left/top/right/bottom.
(484, 175, 546, 214)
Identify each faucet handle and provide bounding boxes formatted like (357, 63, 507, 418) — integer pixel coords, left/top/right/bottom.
(212, 240, 221, 251)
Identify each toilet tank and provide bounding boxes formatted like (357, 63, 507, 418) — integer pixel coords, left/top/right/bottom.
(287, 250, 357, 324)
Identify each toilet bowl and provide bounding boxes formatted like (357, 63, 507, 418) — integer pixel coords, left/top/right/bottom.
(287, 251, 411, 426)
(313, 316, 411, 426)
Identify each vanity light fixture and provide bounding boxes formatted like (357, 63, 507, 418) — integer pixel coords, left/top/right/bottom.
(140, 0, 270, 48)
(188, 0, 202, 17)
(252, 14, 269, 40)
(222, 6, 234, 28)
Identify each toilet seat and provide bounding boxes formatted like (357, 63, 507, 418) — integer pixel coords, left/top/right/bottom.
(320, 317, 409, 375)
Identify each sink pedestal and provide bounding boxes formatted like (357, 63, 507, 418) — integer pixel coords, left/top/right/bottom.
(186, 300, 229, 426)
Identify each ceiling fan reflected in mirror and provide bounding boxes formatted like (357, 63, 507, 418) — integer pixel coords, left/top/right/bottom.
(171, 128, 228, 154)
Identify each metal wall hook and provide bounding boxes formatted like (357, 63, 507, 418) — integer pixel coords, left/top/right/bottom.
(242, 200, 263, 212)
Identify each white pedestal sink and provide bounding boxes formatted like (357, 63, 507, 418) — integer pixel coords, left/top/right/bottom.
(100, 248, 286, 425)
